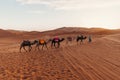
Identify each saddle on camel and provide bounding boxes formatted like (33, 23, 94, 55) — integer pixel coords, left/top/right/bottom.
(39, 39, 45, 44)
(54, 37, 59, 42)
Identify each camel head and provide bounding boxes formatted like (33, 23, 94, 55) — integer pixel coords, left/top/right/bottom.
(32, 40, 38, 45)
(84, 36, 87, 39)
(48, 39, 52, 42)
(60, 38, 65, 42)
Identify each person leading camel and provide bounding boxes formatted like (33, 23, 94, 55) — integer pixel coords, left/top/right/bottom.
(88, 35, 92, 43)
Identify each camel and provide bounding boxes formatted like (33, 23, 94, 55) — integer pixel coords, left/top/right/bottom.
(50, 37, 65, 48)
(34, 39, 50, 50)
(66, 37, 73, 44)
(76, 35, 87, 44)
(20, 40, 36, 52)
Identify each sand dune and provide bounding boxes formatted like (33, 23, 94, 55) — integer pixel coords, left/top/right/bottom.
(0, 28, 120, 80)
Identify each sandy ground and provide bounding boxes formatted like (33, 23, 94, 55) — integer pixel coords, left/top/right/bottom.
(0, 33, 120, 80)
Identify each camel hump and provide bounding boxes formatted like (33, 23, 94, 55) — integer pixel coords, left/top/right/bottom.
(40, 40, 45, 44)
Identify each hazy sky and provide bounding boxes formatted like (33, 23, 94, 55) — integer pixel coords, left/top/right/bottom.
(0, 0, 120, 31)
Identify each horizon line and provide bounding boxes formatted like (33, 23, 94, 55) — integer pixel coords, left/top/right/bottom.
(0, 26, 120, 32)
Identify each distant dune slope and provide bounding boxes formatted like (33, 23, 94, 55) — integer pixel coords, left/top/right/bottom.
(0, 29, 15, 37)
(0, 27, 120, 39)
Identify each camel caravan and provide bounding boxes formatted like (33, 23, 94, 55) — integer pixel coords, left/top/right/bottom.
(20, 35, 92, 52)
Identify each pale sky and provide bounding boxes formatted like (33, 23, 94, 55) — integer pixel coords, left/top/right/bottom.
(0, 0, 120, 31)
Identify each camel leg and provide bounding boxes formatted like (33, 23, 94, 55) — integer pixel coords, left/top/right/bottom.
(45, 44, 48, 50)
(81, 40, 83, 44)
(42, 44, 44, 50)
(35, 44, 40, 51)
(23, 46, 27, 52)
(51, 43, 53, 48)
(38, 45, 40, 51)
(20, 46, 22, 53)
(53, 42, 55, 48)
(35, 44, 38, 51)
(53, 42, 56, 48)
(76, 39, 79, 45)
(29, 46, 32, 52)
(55, 43, 57, 48)
(58, 43, 60, 48)
(35, 45, 37, 51)
(55, 42, 59, 48)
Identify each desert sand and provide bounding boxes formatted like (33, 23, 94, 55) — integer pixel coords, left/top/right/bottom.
(0, 27, 120, 80)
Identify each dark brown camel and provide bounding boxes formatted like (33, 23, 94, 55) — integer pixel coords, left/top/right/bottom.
(50, 38, 65, 48)
(66, 37, 73, 44)
(34, 39, 50, 50)
(76, 35, 87, 44)
(20, 40, 36, 52)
